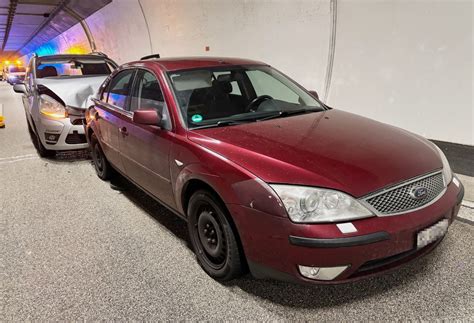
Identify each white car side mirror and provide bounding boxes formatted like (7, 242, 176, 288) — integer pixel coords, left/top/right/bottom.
(13, 83, 27, 94)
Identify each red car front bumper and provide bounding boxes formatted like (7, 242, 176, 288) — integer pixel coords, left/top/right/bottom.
(229, 180, 464, 284)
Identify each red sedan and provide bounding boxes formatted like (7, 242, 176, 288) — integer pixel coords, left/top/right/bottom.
(85, 56, 464, 284)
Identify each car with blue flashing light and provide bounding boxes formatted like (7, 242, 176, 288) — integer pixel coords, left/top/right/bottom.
(13, 53, 117, 157)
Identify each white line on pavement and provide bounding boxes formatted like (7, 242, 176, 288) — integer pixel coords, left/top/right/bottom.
(0, 154, 38, 161)
(0, 156, 39, 165)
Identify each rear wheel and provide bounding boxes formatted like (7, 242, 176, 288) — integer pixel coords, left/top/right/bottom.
(187, 190, 244, 281)
(91, 132, 113, 180)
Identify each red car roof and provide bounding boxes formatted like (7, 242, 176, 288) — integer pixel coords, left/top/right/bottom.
(127, 57, 268, 72)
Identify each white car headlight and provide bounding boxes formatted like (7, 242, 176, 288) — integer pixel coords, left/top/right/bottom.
(39, 95, 67, 119)
(434, 145, 453, 185)
(270, 185, 373, 223)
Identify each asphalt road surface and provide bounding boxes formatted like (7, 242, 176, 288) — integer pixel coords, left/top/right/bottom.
(1, 83, 473, 321)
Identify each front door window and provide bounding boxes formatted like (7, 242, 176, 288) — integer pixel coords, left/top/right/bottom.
(130, 70, 171, 130)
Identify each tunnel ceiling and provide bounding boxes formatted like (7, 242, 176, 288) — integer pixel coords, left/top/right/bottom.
(0, 0, 111, 58)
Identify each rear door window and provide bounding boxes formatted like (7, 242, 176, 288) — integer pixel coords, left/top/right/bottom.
(105, 69, 135, 109)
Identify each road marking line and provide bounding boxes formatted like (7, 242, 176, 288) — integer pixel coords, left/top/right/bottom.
(0, 156, 39, 165)
(0, 154, 38, 161)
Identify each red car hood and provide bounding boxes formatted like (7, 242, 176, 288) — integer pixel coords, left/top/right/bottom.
(188, 109, 442, 197)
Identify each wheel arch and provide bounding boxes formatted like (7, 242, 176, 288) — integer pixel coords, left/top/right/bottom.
(181, 178, 223, 217)
(87, 126, 94, 143)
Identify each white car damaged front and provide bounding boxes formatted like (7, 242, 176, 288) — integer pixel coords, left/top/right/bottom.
(36, 76, 106, 125)
(14, 53, 117, 157)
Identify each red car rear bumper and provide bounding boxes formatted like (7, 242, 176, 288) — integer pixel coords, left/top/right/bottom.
(229, 180, 464, 284)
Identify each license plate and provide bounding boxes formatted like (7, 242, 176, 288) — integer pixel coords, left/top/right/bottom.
(417, 219, 449, 249)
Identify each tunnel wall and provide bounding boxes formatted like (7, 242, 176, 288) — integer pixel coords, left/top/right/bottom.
(137, 0, 332, 93)
(22, 0, 332, 98)
(21, 0, 150, 64)
(328, 0, 473, 146)
(21, 0, 473, 146)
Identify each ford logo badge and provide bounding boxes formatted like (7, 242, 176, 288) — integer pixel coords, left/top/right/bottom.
(410, 186, 428, 200)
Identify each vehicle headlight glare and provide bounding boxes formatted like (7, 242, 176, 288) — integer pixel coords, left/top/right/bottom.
(434, 145, 453, 185)
(271, 185, 373, 223)
(39, 95, 66, 119)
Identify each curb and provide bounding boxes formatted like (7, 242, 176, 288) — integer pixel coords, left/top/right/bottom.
(461, 200, 474, 209)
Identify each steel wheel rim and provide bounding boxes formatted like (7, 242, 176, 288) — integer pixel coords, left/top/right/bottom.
(195, 204, 227, 270)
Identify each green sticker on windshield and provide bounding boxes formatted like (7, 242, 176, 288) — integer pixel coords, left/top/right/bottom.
(192, 114, 203, 123)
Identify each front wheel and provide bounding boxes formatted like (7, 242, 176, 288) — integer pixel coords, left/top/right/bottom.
(32, 123, 55, 158)
(187, 190, 245, 281)
(91, 132, 114, 180)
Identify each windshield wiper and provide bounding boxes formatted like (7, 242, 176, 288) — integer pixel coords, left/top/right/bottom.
(191, 119, 252, 130)
(190, 108, 322, 130)
(256, 108, 319, 122)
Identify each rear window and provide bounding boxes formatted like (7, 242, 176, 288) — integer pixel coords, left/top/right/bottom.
(36, 59, 113, 78)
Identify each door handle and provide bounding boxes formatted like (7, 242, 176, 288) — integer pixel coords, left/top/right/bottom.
(119, 126, 128, 136)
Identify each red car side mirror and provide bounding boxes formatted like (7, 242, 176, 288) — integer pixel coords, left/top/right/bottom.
(309, 90, 319, 100)
(132, 109, 161, 126)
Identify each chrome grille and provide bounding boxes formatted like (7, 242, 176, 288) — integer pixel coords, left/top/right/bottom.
(363, 172, 445, 215)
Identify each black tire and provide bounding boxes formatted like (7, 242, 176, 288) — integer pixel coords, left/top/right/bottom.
(90, 132, 113, 180)
(27, 119, 34, 134)
(187, 190, 244, 281)
(32, 123, 56, 158)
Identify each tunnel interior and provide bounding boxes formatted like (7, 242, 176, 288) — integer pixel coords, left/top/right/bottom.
(0, 0, 472, 320)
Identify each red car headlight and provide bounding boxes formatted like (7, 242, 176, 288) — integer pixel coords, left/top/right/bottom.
(270, 185, 373, 223)
(434, 145, 453, 186)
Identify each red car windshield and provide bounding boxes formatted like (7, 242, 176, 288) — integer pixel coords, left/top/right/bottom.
(168, 66, 324, 129)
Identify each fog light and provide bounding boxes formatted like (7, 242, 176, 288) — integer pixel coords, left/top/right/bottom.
(298, 265, 349, 281)
(44, 133, 60, 143)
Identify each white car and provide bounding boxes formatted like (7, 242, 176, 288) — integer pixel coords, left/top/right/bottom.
(14, 53, 117, 157)
(5, 65, 26, 85)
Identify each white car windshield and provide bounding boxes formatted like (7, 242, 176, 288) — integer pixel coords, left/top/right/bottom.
(36, 59, 113, 78)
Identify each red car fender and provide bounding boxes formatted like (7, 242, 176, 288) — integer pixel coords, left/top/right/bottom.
(173, 158, 287, 219)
